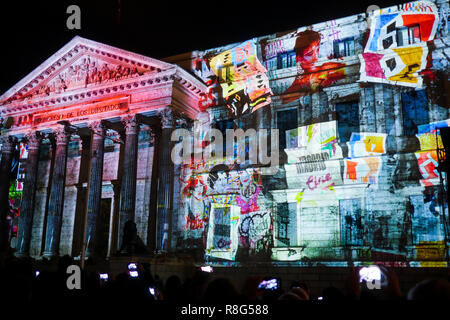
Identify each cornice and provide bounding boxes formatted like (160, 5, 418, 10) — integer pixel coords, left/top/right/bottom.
(1, 67, 208, 118)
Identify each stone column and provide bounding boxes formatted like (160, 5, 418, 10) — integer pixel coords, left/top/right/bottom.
(43, 128, 71, 258)
(0, 135, 17, 252)
(110, 179, 121, 254)
(71, 135, 90, 257)
(118, 115, 139, 250)
(147, 129, 160, 253)
(156, 108, 175, 252)
(85, 121, 106, 258)
(16, 132, 43, 257)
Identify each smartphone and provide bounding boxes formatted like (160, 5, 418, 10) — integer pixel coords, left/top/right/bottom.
(35, 271, 40, 277)
(200, 266, 213, 273)
(149, 287, 156, 296)
(128, 263, 138, 277)
(128, 263, 137, 270)
(258, 278, 280, 291)
(99, 273, 109, 281)
(129, 270, 139, 278)
(359, 265, 381, 283)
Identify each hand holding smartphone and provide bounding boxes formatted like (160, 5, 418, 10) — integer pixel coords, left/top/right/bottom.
(359, 265, 381, 283)
(128, 262, 139, 278)
(358, 265, 388, 288)
(258, 278, 280, 291)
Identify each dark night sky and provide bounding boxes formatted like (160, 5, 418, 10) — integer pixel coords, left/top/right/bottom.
(0, 0, 406, 94)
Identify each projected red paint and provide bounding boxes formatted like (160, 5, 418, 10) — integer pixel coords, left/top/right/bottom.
(282, 30, 346, 104)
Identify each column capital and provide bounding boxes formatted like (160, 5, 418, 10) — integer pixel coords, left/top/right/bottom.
(159, 107, 174, 129)
(88, 120, 107, 137)
(121, 115, 140, 135)
(52, 127, 71, 146)
(1, 135, 17, 153)
(23, 131, 43, 151)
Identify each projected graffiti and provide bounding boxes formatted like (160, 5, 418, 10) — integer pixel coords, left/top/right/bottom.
(206, 204, 240, 260)
(347, 133, 387, 157)
(344, 157, 383, 185)
(359, 1, 438, 87)
(413, 120, 449, 186)
(236, 169, 262, 215)
(181, 174, 210, 242)
(207, 40, 273, 117)
(285, 120, 343, 161)
(178, 164, 271, 259)
(239, 211, 272, 252)
(285, 120, 343, 192)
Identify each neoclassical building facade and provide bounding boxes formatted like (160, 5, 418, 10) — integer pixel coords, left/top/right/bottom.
(1, 0, 449, 267)
(0, 37, 206, 260)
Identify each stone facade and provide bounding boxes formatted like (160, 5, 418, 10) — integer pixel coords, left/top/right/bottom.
(0, 36, 206, 261)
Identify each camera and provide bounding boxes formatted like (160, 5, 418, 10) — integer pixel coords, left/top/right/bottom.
(258, 278, 280, 291)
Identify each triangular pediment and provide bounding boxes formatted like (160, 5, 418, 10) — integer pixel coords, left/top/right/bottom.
(0, 36, 175, 105)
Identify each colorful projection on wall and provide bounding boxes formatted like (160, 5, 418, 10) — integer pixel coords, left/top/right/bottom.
(180, 0, 448, 266)
(195, 57, 221, 111)
(415, 151, 439, 186)
(416, 119, 450, 151)
(206, 40, 272, 117)
(344, 157, 383, 186)
(206, 204, 240, 260)
(179, 165, 271, 260)
(273, 30, 346, 104)
(342, 132, 387, 187)
(284, 120, 343, 193)
(359, 1, 438, 87)
(285, 120, 343, 162)
(413, 120, 449, 186)
(347, 132, 387, 157)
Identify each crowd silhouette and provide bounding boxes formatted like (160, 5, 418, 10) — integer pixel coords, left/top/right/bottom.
(1, 254, 449, 308)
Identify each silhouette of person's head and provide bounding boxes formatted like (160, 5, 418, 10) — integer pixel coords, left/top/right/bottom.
(124, 220, 137, 237)
(407, 279, 450, 301)
(204, 277, 239, 303)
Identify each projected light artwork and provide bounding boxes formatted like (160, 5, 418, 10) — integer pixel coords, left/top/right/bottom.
(180, 0, 449, 267)
(1, 1, 448, 267)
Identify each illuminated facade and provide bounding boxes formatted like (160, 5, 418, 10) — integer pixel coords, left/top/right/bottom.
(1, 0, 449, 267)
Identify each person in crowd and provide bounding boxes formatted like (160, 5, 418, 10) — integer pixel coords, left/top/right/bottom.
(2, 254, 450, 304)
(204, 277, 241, 302)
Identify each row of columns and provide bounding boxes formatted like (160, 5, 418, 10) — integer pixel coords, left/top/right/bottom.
(0, 107, 176, 259)
(0, 136, 17, 252)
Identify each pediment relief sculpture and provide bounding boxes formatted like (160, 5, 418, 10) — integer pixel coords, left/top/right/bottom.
(14, 55, 151, 102)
